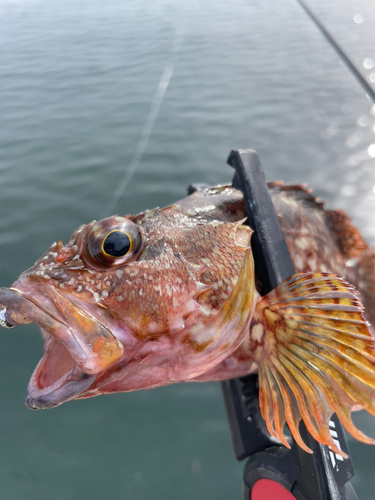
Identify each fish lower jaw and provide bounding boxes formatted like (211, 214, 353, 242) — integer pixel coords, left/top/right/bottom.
(0, 285, 119, 407)
(26, 332, 96, 410)
(27, 365, 74, 408)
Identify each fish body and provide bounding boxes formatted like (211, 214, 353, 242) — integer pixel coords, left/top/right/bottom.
(1, 182, 375, 455)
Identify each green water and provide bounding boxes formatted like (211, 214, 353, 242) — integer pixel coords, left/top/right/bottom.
(1, 0, 375, 498)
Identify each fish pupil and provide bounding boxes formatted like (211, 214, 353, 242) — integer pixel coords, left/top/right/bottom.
(103, 231, 131, 257)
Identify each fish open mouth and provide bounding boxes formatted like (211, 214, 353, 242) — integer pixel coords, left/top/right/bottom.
(26, 334, 95, 410)
(0, 284, 124, 409)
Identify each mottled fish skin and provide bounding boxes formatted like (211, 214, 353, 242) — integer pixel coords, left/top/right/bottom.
(0, 184, 256, 407)
(0, 182, 374, 418)
(193, 183, 373, 382)
(177, 182, 366, 297)
(268, 182, 374, 325)
(176, 182, 365, 278)
(184, 185, 375, 454)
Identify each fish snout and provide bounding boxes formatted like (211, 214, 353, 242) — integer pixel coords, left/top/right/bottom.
(0, 305, 16, 328)
(0, 287, 34, 328)
(0, 284, 124, 375)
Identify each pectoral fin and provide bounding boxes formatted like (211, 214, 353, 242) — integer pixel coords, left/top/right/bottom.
(253, 272, 375, 457)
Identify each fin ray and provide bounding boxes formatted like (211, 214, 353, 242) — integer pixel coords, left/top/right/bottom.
(272, 353, 343, 455)
(264, 365, 290, 448)
(281, 344, 375, 445)
(270, 368, 313, 453)
(277, 352, 345, 456)
(288, 330, 375, 383)
(254, 272, 375, 452)
(290, 343, 375, 416)
(258, 365, 278, 439)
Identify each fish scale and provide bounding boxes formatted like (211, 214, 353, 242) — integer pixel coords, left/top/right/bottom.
(0, 182, 375, 456)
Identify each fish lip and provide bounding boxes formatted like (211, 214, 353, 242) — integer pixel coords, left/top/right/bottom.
(0, 285, 102, 407)
(0, 285, 67, 329)
(0, 282, 124, 374)
(25, 366, 96, 410)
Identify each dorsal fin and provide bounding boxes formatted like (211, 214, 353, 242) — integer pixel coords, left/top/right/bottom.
(268, 181, 368, 260)
(267, 181, 325, 211)
(325, 209, 368, 259)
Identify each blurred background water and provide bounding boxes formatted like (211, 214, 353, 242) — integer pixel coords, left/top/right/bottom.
(1, 0, 375, 498)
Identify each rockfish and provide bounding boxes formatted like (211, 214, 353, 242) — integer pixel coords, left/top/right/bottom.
(1, 182, 375, 458)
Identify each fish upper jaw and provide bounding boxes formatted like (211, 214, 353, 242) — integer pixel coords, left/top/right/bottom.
(0, 279, 124, 409)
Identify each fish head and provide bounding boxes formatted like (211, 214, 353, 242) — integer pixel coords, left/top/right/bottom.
(0, 189, 254, 409)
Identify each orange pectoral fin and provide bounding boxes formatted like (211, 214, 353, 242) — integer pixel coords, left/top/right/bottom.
(253, 272, 375, 457)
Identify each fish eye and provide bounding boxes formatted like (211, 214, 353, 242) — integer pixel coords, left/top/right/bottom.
(80, 217, 144, 270)
(102, 231, 131, 258)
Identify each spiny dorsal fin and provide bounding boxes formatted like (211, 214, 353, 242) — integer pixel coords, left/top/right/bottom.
(267, 181, 326, 211)
(268, 182, 368, 260)
(325, 209, 368, 259)
(253, 272, 375, 457)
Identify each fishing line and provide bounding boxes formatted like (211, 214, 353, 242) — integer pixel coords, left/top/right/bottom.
(104, 1, 193, 218)
(296, 0, 375, 102)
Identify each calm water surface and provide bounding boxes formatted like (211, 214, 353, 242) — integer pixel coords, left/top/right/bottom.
(1, 0, 375, 498)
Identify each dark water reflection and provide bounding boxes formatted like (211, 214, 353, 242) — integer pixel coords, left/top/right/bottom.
(1, 0, 375, 498)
